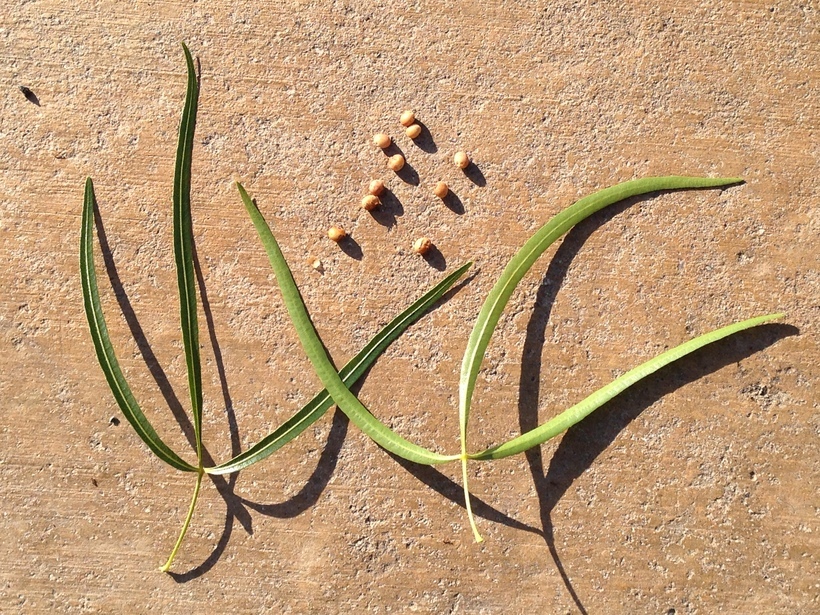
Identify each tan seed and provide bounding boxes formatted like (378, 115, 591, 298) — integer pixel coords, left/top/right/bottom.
(405, 123, 422, 139)
(373, 133, 392, 149)
(387, 154, 405, 172)
(399, 110, 415, 127)
(454, 151, 470, 169)
(361, 194, 380, 211)
(368, 179, 386, 196)
(433, 181, 449, 199)
(412, 237, 433, 255)
(327, 226, 346, 242)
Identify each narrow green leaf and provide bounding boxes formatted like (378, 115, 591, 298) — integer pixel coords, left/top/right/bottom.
(174, 42, 204, 465)
(471, 313, 784, 460)
(458, 176, 743, 453)
(80, 178, 197, 472)
(206, 261, 472, 475)
(456, 175, 744, 541)
(236, 182, 461, 466)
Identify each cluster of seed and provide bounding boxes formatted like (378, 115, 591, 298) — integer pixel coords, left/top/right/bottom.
(325, 110, 474, 261)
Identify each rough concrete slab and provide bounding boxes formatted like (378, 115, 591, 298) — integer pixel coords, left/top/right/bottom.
(1, 1, 817, 613)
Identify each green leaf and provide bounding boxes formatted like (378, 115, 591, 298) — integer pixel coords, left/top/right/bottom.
(236, 182, 462, 466)
(456, 175, 744, 541)
(206, 261, 472, 475)
(471, 313, 784, 460)
(174, 42, 204, 466)
(80, 177, 197, 472)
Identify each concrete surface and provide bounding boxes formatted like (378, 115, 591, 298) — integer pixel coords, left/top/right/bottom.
(1, 1, 817, 613)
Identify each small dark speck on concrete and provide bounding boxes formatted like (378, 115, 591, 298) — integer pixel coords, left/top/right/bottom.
(109, 416, 121, 426)
(91, 478, 98, 487)
(19, 86, 40, 106)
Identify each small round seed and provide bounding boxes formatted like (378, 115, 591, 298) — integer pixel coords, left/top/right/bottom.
(387, 154, 405, 172)
(433, 181, 449, 199)
(368, 179, 386, 196)
(399, 110, 415, 127)
(412, 237, 433, 255)
(405, 123, 422, 139)
(373, 133, 392, 149)
(327, 226, 346, 242)
(454, 151, 470, 169)
(361, 194, 380, 211)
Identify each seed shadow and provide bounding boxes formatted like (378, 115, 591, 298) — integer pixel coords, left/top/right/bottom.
(421, 244, 446, 271)
(369, 189, 404, 229)
(395, 162, 420, 186)
(338, 235, 363, 260)
(463, 162, 486, 187)
(515, 194, 796, 613)
(442, 190, 465, 215)
(409, 121, 437, 153)
(384, 142, 420, 186)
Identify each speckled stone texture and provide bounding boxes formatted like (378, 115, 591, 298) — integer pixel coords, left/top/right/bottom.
(1, 1, 817, 613)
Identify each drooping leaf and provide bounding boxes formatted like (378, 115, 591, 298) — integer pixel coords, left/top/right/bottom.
(236, 182, 461, 466)
(471, 313, 784, 460)
(80, 178, 197, 472)
(456, 175, 745, 541)
(207, 261, 471, 474)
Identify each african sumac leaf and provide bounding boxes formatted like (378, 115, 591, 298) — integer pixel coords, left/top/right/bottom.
(174, 42, 204, 465)
(471, 313, 784, 460)
(236, 182, 461, 466)
(456, 175, 745, 541)
(206, 262, 471, 474)
(80, 178, 197, 472)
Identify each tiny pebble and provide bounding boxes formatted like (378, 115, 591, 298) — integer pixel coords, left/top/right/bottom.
(413, 237, 433, 255)
(433, 181, 449, 199)
(454, 151, 470, 169)
(387, 154, 405, 172)
(373, 133, 392, 149)
(368, 179, 386, 196)
(405, 124, 422, 139)
(327, 226, 346, 242)
(310, 258, 324, 272)
(361, 194, 380, 211)
(399, 110, 415, 127)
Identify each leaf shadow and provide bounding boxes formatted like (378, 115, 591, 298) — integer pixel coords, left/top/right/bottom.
(515, 196, 796, 613)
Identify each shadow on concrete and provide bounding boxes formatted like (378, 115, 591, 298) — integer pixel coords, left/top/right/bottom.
(513, 197, 796, 614)
(442, 190, 465, 215)
(421, 244, 447, 271)
(94, 184, 791, 590)
(462, 162, 486, 187)
(94, 201, 476, 578)
(337, 235, 363, 260)
(409, 121, 437, 153)
(369, 189, 404, 229)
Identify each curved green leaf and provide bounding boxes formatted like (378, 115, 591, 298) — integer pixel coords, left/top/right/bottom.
(206, 261, 471, 475)
(236, 182, 461, 466)
(471, 312, 784, 460)
(458, 176, 743, 454)
(174, 42, 204, 465)
(456, 175, 744, 541)
(80, 178, 197, 472)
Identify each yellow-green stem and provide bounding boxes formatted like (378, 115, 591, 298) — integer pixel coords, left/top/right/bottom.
(461, 454, 483, 543)
(159, 467, 204, 573)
